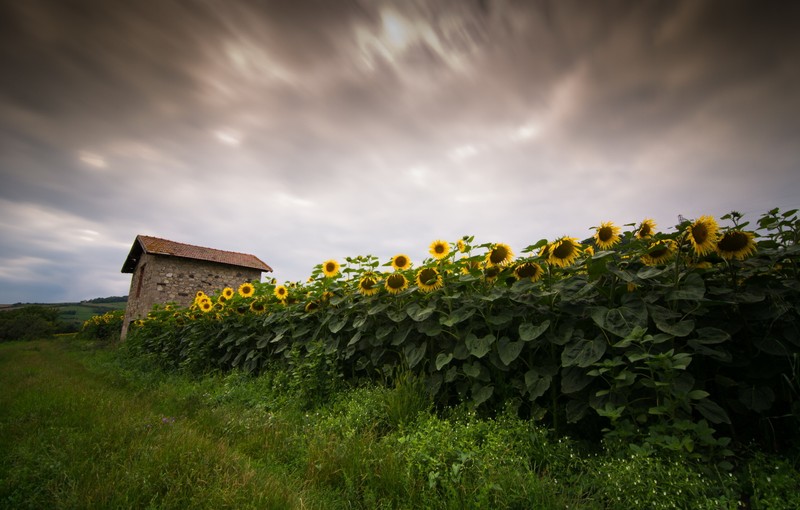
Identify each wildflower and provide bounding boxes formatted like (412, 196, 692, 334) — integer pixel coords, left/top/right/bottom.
(716, 230, 757, 260)
(322, 259, 340, 278)
(385, 273, 409, 294)
(486, 243, 514, 267)
(429, 240, 450, 260)
(238, 282, 255, 298)
(274, 285, 288, 300)
(594, 222, 621, 250)
(636, 219, 657, 239)
(391, 254, 412, 271)
(548, 237, 581, 268)
(416, 267, 443, 292)
(222, 287, 234, 299)
(514, 262, 544, 282)
(686, 216, 719, 256)
(358, 273, 380, 296)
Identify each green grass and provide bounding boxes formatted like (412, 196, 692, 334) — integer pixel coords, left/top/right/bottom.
(2, 339, 798, 509)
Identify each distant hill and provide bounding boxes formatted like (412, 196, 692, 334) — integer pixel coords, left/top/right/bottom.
(0, 297, 128, 332)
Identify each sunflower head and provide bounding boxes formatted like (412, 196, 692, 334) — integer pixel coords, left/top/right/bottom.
(358, 273, 380, 296)
(548, 237, 581, 268)
(238, 282, 255, 298)
(716, 230, 757, 260)
(385, 273, 409, 295)
(195, 290, 206, 299)
(416, 267, 443, 292)
(429, 240, 450, 260)
(199, 301, 213, 313)
(322, 259, 340, 278)
(641, 239, 677, 266)
(274, 285, 288, 300)
(594, 222, 621, 250)
(222, 287, 234, 299)
(217, 295, 228, 304)
(391, 254, 412, 271)
(687, 216, 720, 256)
(636, 219, 657, 239)
(486, 243, 514, 267)
(514, 262, 544, 282)
(304, 301, 319, 313)
(483, 265, 501, 282)
(457, 239, 466, 253)
(250, 300, 266, 313)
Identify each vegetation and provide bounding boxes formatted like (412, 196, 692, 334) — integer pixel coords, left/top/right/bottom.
(0, 306, 63, 341)
(79, 309, 125, 342)
(1, 298, 127, 334)
(3, 339, 799, 509)
(126, 209, 800, 465)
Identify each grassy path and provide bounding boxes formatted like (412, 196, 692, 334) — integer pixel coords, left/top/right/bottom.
(0, 340, 322, 509)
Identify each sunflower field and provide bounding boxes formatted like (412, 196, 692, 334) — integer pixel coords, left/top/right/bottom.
(125, 208, 800, 460)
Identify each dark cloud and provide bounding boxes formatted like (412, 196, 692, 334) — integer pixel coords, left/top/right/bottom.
(1, 0, 799, 303)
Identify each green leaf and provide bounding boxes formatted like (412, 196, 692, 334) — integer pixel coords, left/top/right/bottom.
(386, 308, 406, 323)
(637, 266, 670, 279)
(667, 272, 706, 301)
(391, 327, 411, 346)
(328, 316, 347, 334)
(465, 333, 495, 358)
(561, 366, 593, 394)
(590, 302, 648, 338)
(693, 327, 730, 345)
(347, 331, 362, 346)
(694, 398, 731, 424)
(655, 319, 695, 337)
(471, 383, 494, 407)
(404, 342, 427, 369)
(486, 313, 512, 326)
(435, 352, 453, 371)
(440, 306, 475, 327)
(463, 361, 482, 378)
(738, 385, 775, 412)
(407, 302, 436, 322)
(561, 336, 606, 367)
(688, 390, 710, 400)
(524, 369, 551, 399)
(519, 320, 550, 342)
(498, 337, 524, 366)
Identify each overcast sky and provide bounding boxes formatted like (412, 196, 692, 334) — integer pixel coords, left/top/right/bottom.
(1, 0, 799, 303)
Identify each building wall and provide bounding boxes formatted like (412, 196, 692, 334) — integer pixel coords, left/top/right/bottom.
(121, 253, 262, 339)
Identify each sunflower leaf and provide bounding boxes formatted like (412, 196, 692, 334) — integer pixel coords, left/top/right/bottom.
(435, 352, 453, 371)
(498, 337, 524, 366)
(465, 333, 495, 358)
(519, 320, 550, 342)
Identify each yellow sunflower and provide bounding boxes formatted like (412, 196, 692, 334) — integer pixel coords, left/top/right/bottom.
(483, 265, 501, 282)
(636, 218, 657, 239)
(686, 216, 719, 256)
(391, 254, 412, 271)
(641, 240, 677, 266)
(486, 243, 514, 267)
(461, 260, 481, 275)
(304, 301, 319, 313)
(429, 240, 450, 260)
(539, 243, 551, 260)
(238, 282, 255, 298)
(217, 295, 228, 304)
(358, 273, 380, 296)
(222, 287, 234, 299)
(594, 222, 621, 250)
(195, 290, 206, 299)
(416, 267, 443, 292)
(322, 259, 340, 278)
(199, 300, 213, 313)
(385, 273, 409, 295)
(250, 300, 266, 313)
(457, 239, 466, 253)
(584, 246, 595, 257)
(548, 237, 582, 268)
(716, 230, 757, 260)
(274, 285, 288, 300)
(514, 262, 544, 282)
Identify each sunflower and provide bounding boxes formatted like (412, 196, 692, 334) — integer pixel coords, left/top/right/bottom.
(584, 246, 595, 257)
(486, 243, 514, 267)
(321, 291, 335, 302)
(686, 216, 719, 256)
(195, 290, 206, 299)
(514, 262, 544, 282)
(385, 273, 409, 295)
(250, 300, 266, 313)
(539, 243, 551, 260)
(222, 287, 234, 299)
(274, 285, 288, 300)
(641, 240, 677, 266)
(548, 237, 581, 268)
(416, 267, 443, 292)
(457, 239, 466, 253)
(304, 301, 319, 313)
(391, 254, 412, 271)
(199, 300, 213, 313)
(483, 265, 501, 282)
(716, 230, 757, 260)
(322, 259, 340, 278)
(217, 295, 228, 304)
(429, 240, 450, 260)
(461, 259, 481, 274)
(358, 272, 381, 296)
(238, 282, 255, 298)
(594, 222, 621, 250)
(636, 219, 657, 239)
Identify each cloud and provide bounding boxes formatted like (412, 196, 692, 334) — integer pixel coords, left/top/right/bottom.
(1, 0, 799, 303)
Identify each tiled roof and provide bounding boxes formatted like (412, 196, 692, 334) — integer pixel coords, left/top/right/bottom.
(121, 235, 272, 273)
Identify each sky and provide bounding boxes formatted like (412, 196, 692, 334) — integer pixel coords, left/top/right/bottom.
(1, 0, 799, 304)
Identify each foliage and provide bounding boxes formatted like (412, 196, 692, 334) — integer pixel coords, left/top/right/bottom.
(0, 305, 62, 341)
(125, 208, 800, 460)
(79, 309, 124, 342)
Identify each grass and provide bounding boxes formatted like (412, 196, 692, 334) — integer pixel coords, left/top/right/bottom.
(2, 339, 798, 509)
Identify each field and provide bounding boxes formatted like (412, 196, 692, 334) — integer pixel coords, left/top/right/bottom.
(2, 338, 799, 509)
(0, 300, 127, 330)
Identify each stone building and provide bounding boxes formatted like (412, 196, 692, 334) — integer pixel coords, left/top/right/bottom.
(120, 235, 272, 339)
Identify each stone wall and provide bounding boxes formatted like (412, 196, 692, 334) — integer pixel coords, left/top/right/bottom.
(121, 253, 262, 338)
